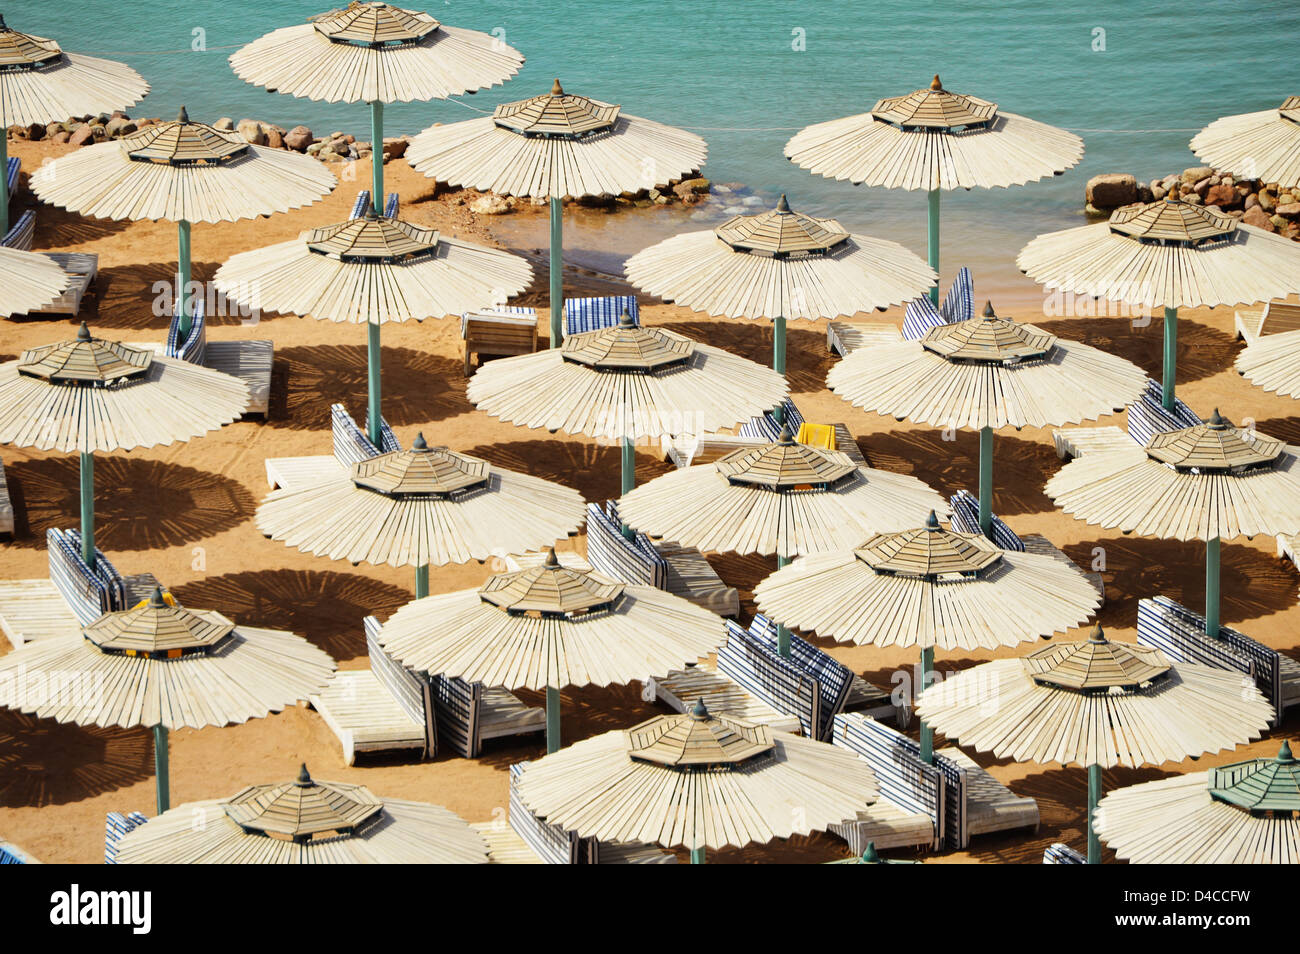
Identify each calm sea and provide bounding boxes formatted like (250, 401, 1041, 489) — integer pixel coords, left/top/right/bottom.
(13, 0, 1300, 308)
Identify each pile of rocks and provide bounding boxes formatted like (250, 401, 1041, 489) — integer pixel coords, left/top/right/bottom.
(460, 174, 712, 216)
(8, 111, 155, 147)
(1086, 168, 1300, 240)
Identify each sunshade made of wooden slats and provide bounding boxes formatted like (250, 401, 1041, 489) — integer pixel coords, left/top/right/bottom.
(624, 194, 935, 320)
(0, 322, 250, 453)
(827, 303, 1147, 430)
(616, 427, 948, 558)
(783, 75, 1084, 191)
(515, 701, 878, 852)
(1235, 325, 1300, 399)
(377, 549, 725, 690)
(1044, 411, 1300, 541)
(255, 434, 586, 568)
(229, 2, 523, 103)
(0, 244, 72, 317)
(1191, 96, 1300, 190)
(465, 314, 790, 441)
(113, 765, 489, 864)
(405, 78, 707, 199)
(213, 209, 533, 324)
(0, 597, 335, 731)
(752, 512, 1100, 651)
(915, 625, 1273, 768)
(1093, 742, 1300, 864)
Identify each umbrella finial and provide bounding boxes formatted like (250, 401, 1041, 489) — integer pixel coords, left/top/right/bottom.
(930, 74, 943, 91)
(0, 14, 8, 31)
(862, 841, 882, 863)
(1278, 741, 1295, 763)
(550, 78, 564, 96)
(543, 547, 560, 568)
(775, 193, 791, 213)
(148, 586, 167, 609)
(925, 510, 941, 531)
(1088, 622, 1106, 642)
(412, 432, 429, 451)
(76, 321, 91, 341)
(690, 697, 710, 720)
(777, 423, 795, 444)
(295, 763, 313, 786)
(618, 308, 635, 328)
(176, 105, 190, 124)
(982, 300, 996, 318)
(1208, 408, 1229, 429)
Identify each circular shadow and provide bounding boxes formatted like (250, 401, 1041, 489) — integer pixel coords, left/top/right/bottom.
(0, 710, 152, 808)
(465, 437, 669, 506)
(1037, 315, 1237, 388)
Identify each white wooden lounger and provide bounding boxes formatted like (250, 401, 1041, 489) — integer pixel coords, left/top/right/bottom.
(310, 669, 425, 766)
(940, 746, 1039, 839)
(1, 212, 99, 317)
(1235, 301, 1300, 346)
(827, 320, 903, 357)
(1052, 425, 1131, 460)
(265, 456, 344, 490)
(205, 339, 274, 416)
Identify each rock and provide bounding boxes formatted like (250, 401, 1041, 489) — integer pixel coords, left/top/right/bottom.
(1192, 177, 1212, 196)
(236, 119, 266, 145)
(51, 131, 70, 145)
(1136, 184, 1154, 204)
(1181, 166, 1214, 185)
(741, 195, 764, 207)
(214, 117, 235, 132)
(26, 122, 46, 140)
(1270, 214, 1290, 230)
(265, 127, 284, 150)
(381, 137, 408, 162)
(104, 118, 136, 139)
(1151, 184, 1167, 201)
(1276, 203, 1300, 218)
(316, 147, 342, 162)
(470, 193, 514, 215)
(1204, 183, 1237, 209)
(673, 177, 710, 199)
(1182, 193, 1203, 205)
(1243, 206, 1274, 230)
(306, 142, 324, 156)
(1244, 194, 1260, 211)
(1086, 173, 1138, 210)
(1258, 190, 1277, 212)
(68, 124, 97, 147)
(283, 126, 312, 151)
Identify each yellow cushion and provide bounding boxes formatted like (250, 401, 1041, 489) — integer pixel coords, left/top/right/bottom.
(796, 422, 837, 450)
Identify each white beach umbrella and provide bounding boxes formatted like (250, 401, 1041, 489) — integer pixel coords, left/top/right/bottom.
(1191, 97, 1300, 189)
(1235, 327, 1300, 399)
(0, 244, 70, 316)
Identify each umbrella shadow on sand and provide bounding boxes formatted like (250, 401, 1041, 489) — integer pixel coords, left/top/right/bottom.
(0, 710, 153, 808)
(7, 456, 254, 551)
(86, 259, 233, 331)
(174, 569, 412, 664)
(273, 343, 468, 430)
(669, 317, 836, 395)
(1249, 414, 1300, 444)
(465, 437, 672, 505)
(1036, 315, 1237, 388)
(21, 195, 131, 247)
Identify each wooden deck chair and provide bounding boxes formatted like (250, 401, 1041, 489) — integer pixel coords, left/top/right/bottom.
(1, 210, 98, 317)
(826, 319, 903, 357)
(460, 305, 538, 376)
(1126, 378, 1200, 447)
(563, 295, 638, 336)
(1235, 301, 1300, 345)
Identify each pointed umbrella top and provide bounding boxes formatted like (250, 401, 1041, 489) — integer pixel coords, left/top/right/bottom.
(870, 76, 999, 130)
(1144, 414, 1284, 473)
(350, 441, 491, 496)
(919, 312, 1057, 365)
(626, 705, 776, 767)
(1208, 742, 1300, 816)
(715, 435, 858, 489)
(477, 553, 625, 617)
(17, 325, 153, 385)
(715, 196, 851, 257)
(311, 2, 439, 45)
(561, 318, 694, 371)
(854, 518, 1002, 579)
(305, 215, 440, 262)
(0, 17, 62, 68)
(1108, 197, 1238, 245)
(224, 766, 385, 841)
(1022, 626, 1172, 692)
(493, 81, 621, 138)
(123, 113, 252, 166)
(82, 591, 236, 657)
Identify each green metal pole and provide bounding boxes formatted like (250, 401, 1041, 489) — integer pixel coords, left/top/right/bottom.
(1087, 763, 1102, 863)
(79, 452, 94, 567)
(370, 101, 384, 204)
(978, 426, 994, 537)
(918, 646, 935, 763)
(776, 555, 792, 658)
(549, 197, 563, 348)
(177, 219, 192, 337)
(773, 314, 787, 425)
(620, 436, 636, 540)
(1, 132, 9, 236)
(1206, 536, 1220, 638)
(153, 725, 170, 814)
(927, 189, 940, 306)
(546, 686, 561, 753)
(1162, 307, 1178, 409)
(414, 565, 429, 600)
(366, 321, 382, 447)
(690, 847, 705, 864)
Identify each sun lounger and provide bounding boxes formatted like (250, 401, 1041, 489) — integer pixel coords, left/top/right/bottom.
(1052, 425, 1132, 460)
(0, 839, 39, 864)
(105, 811, 149, 864)
(1137, 595, 1299, 728)
(1235, 301, 1300, 345)
(938, 746, 1039, 841)
(6, 156, 18, 198)
(166, 298, 273, 417)
(563, 295, 638, 337)
(1, 210, 98, 317)
(349, 189, 398, 219)
(0, 456, 11, 538)
(1125, 378, 1200, 447)
(461, 305, 538, 376)
(827, 320, 904, 356)
(1043, 842, 1085, 864)
(264, 403, 396, 488)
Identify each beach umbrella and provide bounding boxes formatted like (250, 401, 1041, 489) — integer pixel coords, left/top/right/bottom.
(113, 763, 488, 864)
(213, 204, 533, 446)
(29, 107, 336, 339)
(0, 322, 249, 565)
(0, 245, 70, 315)
(0, 588, 335, 813)
(785, 75, 1083, 303)
(1017, 191, 1300, 409)
(1094, 742, 1300, 864)
(0, 13, 148, 230)
(827, 300, 1146, 534)
(1045, 409, 1300, 638)
(624, 193, 934, 381)
(465, 310, 788, 499)
(515, 698, 878, 863)
(378, 547, 726, 752)
(1191, 97, 1300, 190)
(406, 78, 708, 346)
(230, 1, 523, 442)
(916, 624, 1273, 862)
(753, 510, 1101, 760)
(1235, 327, 1300, 399)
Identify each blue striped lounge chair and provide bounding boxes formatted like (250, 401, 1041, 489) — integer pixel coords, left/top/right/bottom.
(6, 156, 18, 197)
(901, 267, 974, 340)
(0, 454, 11, 538)
(105, 811, 148, 864)
(563, 295, 638, 337)
(331, 402, 400, 464)
(349, 189, 399, 219)
(717, 621, 824, 739)
(739, 398, 806, 442)
(47, 528, 128, 625)
(166, 296, 274, 417)
(1126, 379, 1200, 447)
(1043, 842, 1085, 864)
(1, 209, 98, 316)
(0, 840, 39, 864)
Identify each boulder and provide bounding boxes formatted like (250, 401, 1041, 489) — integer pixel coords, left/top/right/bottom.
(1258, 190, 1277, 212)
(214, 117, 235, 131)
(1242, 206, 1274, 231)
(1136, 184, 1154, 204)
(381, 137, 408, 162)
(470, 193, 514, 215)
(673, 177, 710, 198)
(104, 118, 136, 139)
(1192, 177, 1212, 196)
(1244, 194, 1260, 211)
(1204, 183, 1237, 209)
(284, 125, 313, 151)
(265, 127, 284, 150)
(1181, 166, 1214, 185)
(68, 124, 97, 147)
(51, 131, 71, 145)
(236, 119, 266, 145)
(1276, 202, 1300, 219)
(1086, 173, 1137, 210)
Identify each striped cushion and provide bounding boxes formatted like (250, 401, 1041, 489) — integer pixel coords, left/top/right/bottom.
(1043, 842, 1085, 864)
(365, 617, 431, 755)
(6, 156, 18, 197)
(830, 713, 943, 848)
(1, 209, 35, 251)
(350, 190, 372, 218)
(383, 192, 399, 218)
(105, 811, 148, 864)
(1127, 379, 1200, 446)
(718, 621, 819, 738)
(739, 398, 806, 442)
(165, 296, 207, 365)
(585, 501, 667, 588)
(330, 403, 399, 464)
(47, 528, 126, 625)
(949, 490, 1025, 552)
(563, 296, 638, 336)
(747, 615, 852, 742)
(940, 267, 975, 325)
(509, 762, 594, 864)
(902, 295, 945, 340)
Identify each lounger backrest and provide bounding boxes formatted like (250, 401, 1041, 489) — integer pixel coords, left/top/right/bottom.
(1127, 379, 1200, 446)
(940, 267, 975, 325)
(860, 714, 969, 849)
(831, 713, 944, 850)
(902, 295, 944, 340)
(1043, 842, 1085, 864)
(0, 841, 36, 864)
(426, 670, 485, 758)
(739, 398, 806, 442)
(329, 402, 400, 465)
(383, 192, 399, 218)
(563, 295, 638, 336)
(365, 616, 435, 756)
(460, 305, 537, 338)
(508, 762, 597, 864)
(747, 614, 852, 742)
(47, 528, 126, 625)
(165, 296, 207, 365)
(350, 190, 372, 219)
(1, 209, 35, 251)
(585, 501, 668, 589)
(104, 811, 148, 864)
(949, 490, 1025, 552)
(6, 156, 19, 197)
(717, 620, 819, 738)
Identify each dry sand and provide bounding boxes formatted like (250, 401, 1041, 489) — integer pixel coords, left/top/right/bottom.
(1, 139, 1297, 864)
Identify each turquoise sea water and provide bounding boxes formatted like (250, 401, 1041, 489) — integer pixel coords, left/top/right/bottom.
(11, 0, 1300, 305)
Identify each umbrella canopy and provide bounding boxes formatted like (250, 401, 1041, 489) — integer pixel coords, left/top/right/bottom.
(229, 2, 523, 104)
(515, 700, 878, 853)
(377, 548, 725, 690)
(0, 245, 71, 317)
(114, 764, 489, 864)
(256, 432, 586, 568)
(624, 194, 935, 322)
(1235, 327, 1300, 399)
(1191, 97, 1300, 190)
(465, 312, 790, 441)
(915, 625, 1272, 768)
(617, 426, 948, 558)
(753, 511, 1100, 651)
(784, 75, 1084, 191)
(1094, 742, 1300, 864)
(0, 322, 250, 453)
(0, 588, 335, 730)
(213, 207, 533, 324)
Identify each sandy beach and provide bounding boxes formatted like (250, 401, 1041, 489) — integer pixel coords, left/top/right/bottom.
(1, 138, 1297, 865)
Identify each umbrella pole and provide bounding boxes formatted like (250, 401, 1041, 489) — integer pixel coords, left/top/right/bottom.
(549, 197, 563, 348)
(366, 321, 382, 447)
(153, 725, 170, 814)
(776, 555, 793, 657)
(1206, 536, 1220, 638)
(927, 189, 940, 306)
(620, 436, 636, 540)
(546, 686, 561, 753)
(918, 646, 934, 763)
(414, 565, 429, 599)
(177, 219, 192, 336)
(772, 314, 787, 425)
(79, 452, 95, 567)
(978, 426, 993, 536)
(1162, 307, 1178, 409)
(690, 847, 705, 864)
(370, 101, 384, 204)
(1086, 763, 1101, 863)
